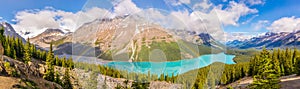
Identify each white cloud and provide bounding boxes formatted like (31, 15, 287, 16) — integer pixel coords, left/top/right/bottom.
(12, 7, 112, 38)
(214, 1, 258, 26)
(165, 0, 191, 6)
(193, 0, 212, 10)
(252, 20, 269, 31)
(225, 32, 259, 41)
(267, 16, 300, 32)
(163, 9, 225, 41)
(12, 8, 60, 38)
(179, 0, 190, 4)
(134, 1, 258, 41)
(57, 7, 113, 30)
(10, 0, 259, 41)
(130, 7, 225, 41)
(113, 0, 141, 16)
(247, 0, 265, 5)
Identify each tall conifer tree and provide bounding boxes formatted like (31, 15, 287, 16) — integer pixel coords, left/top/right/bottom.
(43, 43, 55, 81)
(250, 48, 280, 89)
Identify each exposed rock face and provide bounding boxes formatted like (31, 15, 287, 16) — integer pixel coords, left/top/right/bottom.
(171, 29, 224, 48)
(0, 22, 26, 42)
(73, 69, 182, 89)
(197, 33, 216, 46)
(226, 31, 300, 49)
(150, 81, 182, 89)
(30, 28, 67, 48)
(0, 55, 62, 89)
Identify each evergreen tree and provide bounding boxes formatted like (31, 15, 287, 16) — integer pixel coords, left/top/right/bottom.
(55, 56, 60, 66)
(250, 48, 280, 89)
(284, 48, 293, 75)
(272, 49, 281, 75)
(62, 68, 72, 89)
(67, 57, 74, 69)
(5, 43, 11, 57)
(23, 38, 31, 64)
(54, 71, 62, 85)
(249, 55, 260, 76)
(12, 50, 16, 59)
(43, 43, 55, 81)
(296, 57, 300, 75)
(62, 57, 67, 67)
(292, 48, 298, 65)
(0, 27, 4, 36)
(159, 74, 164, 81)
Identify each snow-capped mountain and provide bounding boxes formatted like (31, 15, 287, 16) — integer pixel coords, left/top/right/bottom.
(30, 28, 67, 48)
(0, 22, 26, 42)
(226, 31, 300, 49)
(18, 27, 71, 39)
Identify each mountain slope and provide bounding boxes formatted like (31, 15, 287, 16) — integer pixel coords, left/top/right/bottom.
(0, 22, 26, 42)
(53, 15, 224, 61)
(226, 31, 300, 49)
(30, 28, 67, 48)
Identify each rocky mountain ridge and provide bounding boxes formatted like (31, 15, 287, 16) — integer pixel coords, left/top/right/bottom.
(226, 31, 300, 49)
(30, 28, 67, 48)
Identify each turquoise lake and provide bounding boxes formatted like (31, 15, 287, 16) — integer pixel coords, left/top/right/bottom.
(106, 53, 236, 76)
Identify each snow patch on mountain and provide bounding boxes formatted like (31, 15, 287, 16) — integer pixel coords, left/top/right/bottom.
(226, 31, 300, 49)
(0, 22, 26, 42)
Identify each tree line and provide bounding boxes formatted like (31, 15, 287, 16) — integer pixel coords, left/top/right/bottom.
(248, 47, 300, 88)
(173, 47, 300, 89)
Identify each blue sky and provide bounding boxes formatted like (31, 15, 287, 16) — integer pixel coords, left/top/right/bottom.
(0, 0, 86, 21)
(0, 0, 299, 41)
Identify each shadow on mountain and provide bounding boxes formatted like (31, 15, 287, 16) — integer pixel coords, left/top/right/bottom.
(54, 42, 101, 57)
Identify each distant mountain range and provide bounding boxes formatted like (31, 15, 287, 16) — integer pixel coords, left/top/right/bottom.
(226, 31, 300, 49)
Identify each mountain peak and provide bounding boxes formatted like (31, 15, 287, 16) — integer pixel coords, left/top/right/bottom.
(265, 32, 276, 36)
(0, 22, 26, 42)
(30, 28, 66, 48)
(1, 22, 16, 33)
(43, 28, 65, 34)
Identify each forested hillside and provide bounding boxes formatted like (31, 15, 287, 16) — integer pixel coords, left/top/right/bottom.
(0, 27, 74, 88)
